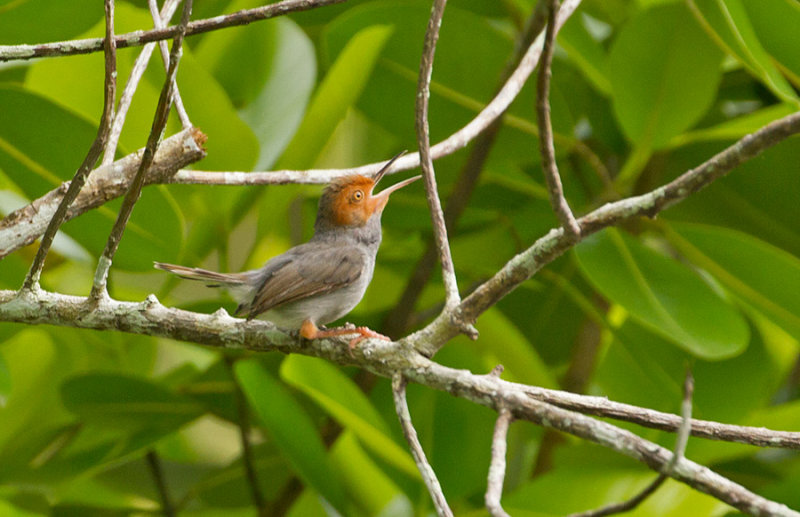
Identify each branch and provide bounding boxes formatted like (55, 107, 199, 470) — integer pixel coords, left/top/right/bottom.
(415, 0, 466, 321)
(167, 0, 585, 187)
(536, 0, 580, 238)
(382, 2, 550, 338)
(146, 450, 176, 517)
(91, 0, 193, 298)
(392, 374, 453, 517)
(569, 370, 695, 517)
(225, 357, 267, 515)
(0, 0, 349, 62)
(0, 128, 206, 260)
(485, 406, 513, 517)
(410, 109, 800, 356)
(21, 0, 117, 289)
(1, 290, 797, 515)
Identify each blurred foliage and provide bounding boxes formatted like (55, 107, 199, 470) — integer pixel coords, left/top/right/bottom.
(1, 0, 799, 515)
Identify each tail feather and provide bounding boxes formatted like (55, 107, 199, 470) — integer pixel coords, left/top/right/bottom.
(154, 262, 248, 285)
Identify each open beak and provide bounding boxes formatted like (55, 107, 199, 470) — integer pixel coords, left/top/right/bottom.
(371, 151, 421, 212)
(375, 173, 421, 198)
(373, 150, 408, 186)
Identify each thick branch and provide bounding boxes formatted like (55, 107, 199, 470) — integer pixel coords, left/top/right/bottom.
(3, 288, 798, 451)
(1, 290, 797, 515)
(0, 0, 348, 62)
(0, 128, 207, 260)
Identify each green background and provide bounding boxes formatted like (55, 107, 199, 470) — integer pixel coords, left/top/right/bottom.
(1, 0, 799, 515)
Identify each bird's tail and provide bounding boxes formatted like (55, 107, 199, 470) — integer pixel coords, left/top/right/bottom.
(153, 262, 249, 286)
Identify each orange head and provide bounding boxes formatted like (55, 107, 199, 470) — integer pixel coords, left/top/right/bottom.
(316, 152, 421, 229)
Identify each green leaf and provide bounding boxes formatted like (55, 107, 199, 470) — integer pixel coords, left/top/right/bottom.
(25, 3, 260, 173)
(472, 308, 558, 388)
(668, 103, 797, 148)
(608, 3, 723, 149)
(0, 352, 10, 408)
(194, 0, 279, 109)
(280, 355, 418, 478)
(234, 359, 347, 511)
(61, 373, 203, 430)
(575, 228, 749, 359)
(0, 85, 185, 270)
(505, 465, 728, 516)
(0, 330, 62, 451)
(0, 0, 101, 44)
(323, 3, 541, 161)
(277, 24, 393, 169)
(237, 19, 316, 170)
(0, 85, 96, 197)
(329, 432, 407, 515)
(195, 1, 317, 169)
(742, 0, 800, 86)
(667, 223, 800, 340)
(690, 0, 800, 106)
(558, 14, 611, 95)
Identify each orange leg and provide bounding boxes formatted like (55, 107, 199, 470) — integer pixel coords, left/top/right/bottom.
(300, 319, 391, 349)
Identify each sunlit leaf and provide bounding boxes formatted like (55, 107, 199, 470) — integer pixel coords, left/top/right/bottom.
(280, 355, 418, 478)
(234, 359, 347, 512)
(690, 0, 800, 106)
(277, 24, 393, 169)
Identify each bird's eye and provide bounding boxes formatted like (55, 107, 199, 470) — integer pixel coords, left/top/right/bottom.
(352, 190, 364, 202)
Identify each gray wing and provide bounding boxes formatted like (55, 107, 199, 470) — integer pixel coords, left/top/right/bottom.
(237, 242, 364, 319)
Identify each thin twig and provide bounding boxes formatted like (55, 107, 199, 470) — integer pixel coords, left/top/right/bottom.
(415, 0, 463, 314)
(91, 0, 193, 299)
(536, 0, 580, 238)
(167, 0, 585, 187)
(103, 0, 183, 166)
(569, 370, 695, 517)
(0, 128, 206, 259)
(382, 2, 550, 338)
(225, 356, 267, 515)
(485, 407, 513, 517)
(0, 0, 349, 62)
(392, 373, 453, 517)
(21, 0, 117, 290)
(146, 450, 176, 517)
(149, 0, 191, 129)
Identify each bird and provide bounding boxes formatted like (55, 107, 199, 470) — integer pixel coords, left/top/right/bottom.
(155, 152, 420, 348)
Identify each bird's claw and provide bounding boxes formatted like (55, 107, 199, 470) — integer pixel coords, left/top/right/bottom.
(348, 327, 391, 350)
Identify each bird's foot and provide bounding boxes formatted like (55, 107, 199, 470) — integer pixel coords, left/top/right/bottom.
(300, 319, 390, 351)
(346, 327, 391, 350)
